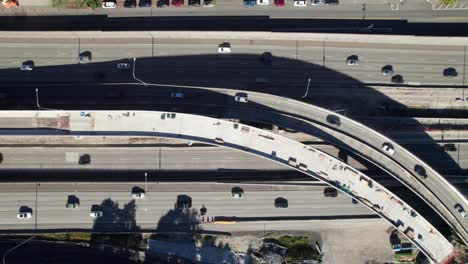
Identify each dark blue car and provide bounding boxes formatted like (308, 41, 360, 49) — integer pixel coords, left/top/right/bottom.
(243, 0, 256, 7)
(138, 0, 151, 7)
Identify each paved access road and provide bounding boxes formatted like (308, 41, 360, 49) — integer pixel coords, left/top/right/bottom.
(0, 31, 466, 87)
(0, 182, 372, 231)
(0, 144, 467, 172)
(5, 0, 468, 22)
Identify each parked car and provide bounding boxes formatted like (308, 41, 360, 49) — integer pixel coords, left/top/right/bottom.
(231, 187, 244, 198)
(243, 0, 256, 7)
(273, 0, 284, 5)
(323, 187, 337, 197)
(124, 0, 137, 7)
(218, 42, 231, 53)
(346, 55, 359, 65)
(157, 0, 170, 6)
(443, 67, 458, 77)
(202, 0, 215, 6)
(443, 143, 456, 152)
(382, 143, 395, 156)
(117, 63, 130, 70)
(324, 0, 338, 4)
(188, 0, 200, 5)
(172, 0, 184, 6)
(257, 0, 268, 4)
(294, 0, 306, 6)
(326, 114, 341, 126)
(20, 60, 34, 71)
(274, 197, 288, 208)
(102, 0, 116, 8)
(171, 92, 185, 98)
(79, 154, 91, 165)
(381, 65, 394, 76)
(90, 211, 103, 218)
(17, 212, 32, 219)
(138, 0, 152, 7)
(454, 204, 466, 218)
(234, 92, 248, 103)
(391, 74, 404, 84)
(414, 164, 427, 179)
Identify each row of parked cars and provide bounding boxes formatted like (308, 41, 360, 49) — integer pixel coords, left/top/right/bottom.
(244, 0, 337, 6)
(100, 0, 336, 8)
(102, 0, 215, 8)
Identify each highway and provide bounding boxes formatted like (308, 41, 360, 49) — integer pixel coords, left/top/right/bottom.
(0, 31, 466, 87)
(0, 145, 467, 173)
(0, 110, 455, 262)
(0, 182, 373, 231)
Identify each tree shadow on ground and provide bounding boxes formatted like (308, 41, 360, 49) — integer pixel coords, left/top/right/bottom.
(92, 198, 140, 232)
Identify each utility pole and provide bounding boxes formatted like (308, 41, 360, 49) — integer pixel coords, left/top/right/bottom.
(144, 172, 148, 193)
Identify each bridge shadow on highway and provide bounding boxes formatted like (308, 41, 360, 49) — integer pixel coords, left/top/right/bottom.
(0, 53, 466, 237)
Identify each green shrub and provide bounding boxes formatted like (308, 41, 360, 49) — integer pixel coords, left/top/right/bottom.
(277, 236, 320, 260)
(439, 0, 457, 5)
(51, 0, 70, 8)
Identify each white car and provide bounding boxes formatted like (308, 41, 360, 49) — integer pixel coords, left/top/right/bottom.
(102, 1, 116, 8)
(218, 46, 231, 54)
(257, 0, 269, 4)
(117, 63, 129, 70)
(17, 212, 32, 219)
(90, 211, 103, 218)
(234, 93, 248, 103)
(131, 192, 145, 199)
(294, 0, 307, 6)
(382, 143, 395, 156)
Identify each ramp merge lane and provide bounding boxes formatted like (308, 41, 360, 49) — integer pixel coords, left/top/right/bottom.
(0, 110, 457, 263)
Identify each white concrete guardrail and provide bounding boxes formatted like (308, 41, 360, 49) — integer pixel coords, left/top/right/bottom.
(0, 110, 457, 263)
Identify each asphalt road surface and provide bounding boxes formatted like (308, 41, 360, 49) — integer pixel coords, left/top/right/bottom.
(0, 145, 467, 173)
(0, 182, 374, 231)
(0, 33, 466, 88)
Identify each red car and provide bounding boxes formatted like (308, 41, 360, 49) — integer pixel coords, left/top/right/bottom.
(171, 0, 184, 6)
(274, 0, 284, 6)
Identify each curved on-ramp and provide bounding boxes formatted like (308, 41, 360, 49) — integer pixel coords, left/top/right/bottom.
(0, 110, 456, 263)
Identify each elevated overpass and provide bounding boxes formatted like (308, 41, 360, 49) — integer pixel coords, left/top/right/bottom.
(0, 110, 456, 263)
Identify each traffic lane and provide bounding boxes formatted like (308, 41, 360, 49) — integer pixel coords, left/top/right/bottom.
(0, 185, 373, 230)
(0, 37, 464, 87)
